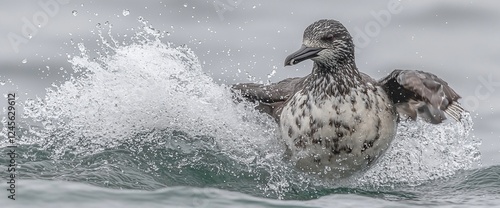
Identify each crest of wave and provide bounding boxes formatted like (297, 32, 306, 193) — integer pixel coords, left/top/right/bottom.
(20, 22, 302, 198)
(354, 114, 481, 186)
(23, 27, 282, 167)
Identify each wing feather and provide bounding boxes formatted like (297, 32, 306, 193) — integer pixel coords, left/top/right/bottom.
(231, 76, 307, 120)
(379, 69, 464, 123)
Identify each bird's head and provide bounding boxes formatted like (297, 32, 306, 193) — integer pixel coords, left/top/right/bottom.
(284, 19, 354, 67)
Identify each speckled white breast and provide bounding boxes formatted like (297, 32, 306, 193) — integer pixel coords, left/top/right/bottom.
(280, 84, 397, 178)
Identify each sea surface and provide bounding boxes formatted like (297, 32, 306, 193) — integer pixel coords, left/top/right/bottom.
(1, 1, 500, 207)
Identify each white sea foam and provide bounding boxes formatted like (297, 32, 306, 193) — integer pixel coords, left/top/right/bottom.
(24, 28, 279, 161)
(356, 114, 481, 186)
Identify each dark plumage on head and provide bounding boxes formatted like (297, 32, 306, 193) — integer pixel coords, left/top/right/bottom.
(285, 19, 355, 67)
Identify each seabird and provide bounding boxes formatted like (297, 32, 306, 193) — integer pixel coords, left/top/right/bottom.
(232, 19, 464, 178)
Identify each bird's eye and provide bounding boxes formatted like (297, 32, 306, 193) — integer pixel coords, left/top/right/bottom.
(321, 34, 335, 42)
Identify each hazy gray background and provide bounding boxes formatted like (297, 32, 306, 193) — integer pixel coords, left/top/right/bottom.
(1, 0, 499, 166)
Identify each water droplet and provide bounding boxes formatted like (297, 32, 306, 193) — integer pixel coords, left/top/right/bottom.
(252, 5, 256, 9)
(72, 10, 78, 16)
(96, 23, 101, 28)
(22, 58, 27, 64)
(28, 34, 32, 39)
(122, 9, 130, 16)
(183, 4, 187, 7)
(0, 80, 5, 86)
(78, 43, 86, 52)
(166, 32, 170, 36)
(267, 69, 277, 79)
(60, 67, 64, 71)
(104, 21, 109, 25)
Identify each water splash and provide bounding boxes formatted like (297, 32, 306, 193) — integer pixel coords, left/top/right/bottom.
(29, 38, 273, 151)
(355, 114, 480, 187)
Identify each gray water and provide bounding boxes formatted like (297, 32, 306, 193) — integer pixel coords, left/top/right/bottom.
(1, 0, 499, 207)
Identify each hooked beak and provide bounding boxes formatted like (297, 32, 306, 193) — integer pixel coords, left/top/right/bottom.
(284, 45, 324, 66)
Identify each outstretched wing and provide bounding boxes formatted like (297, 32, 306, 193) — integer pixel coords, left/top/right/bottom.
(379, 69, 464, 124)
(231, 76, 307, 120)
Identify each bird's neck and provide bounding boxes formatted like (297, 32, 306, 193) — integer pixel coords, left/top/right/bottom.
(306, 59, 363, 97)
